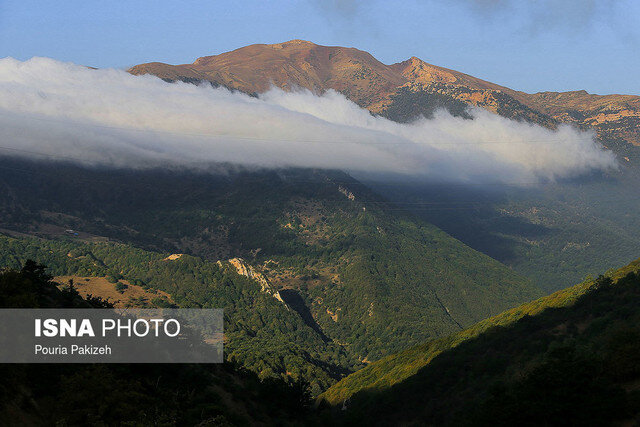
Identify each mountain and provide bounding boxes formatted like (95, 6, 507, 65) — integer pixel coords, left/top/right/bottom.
(129, 40, 640, 147)
(3, 40, 640, 424)
(319, 257, 640, 425)
(129, 41, 640, 292)
(129, 39, 404, 108)
(0, 157, 541, 393)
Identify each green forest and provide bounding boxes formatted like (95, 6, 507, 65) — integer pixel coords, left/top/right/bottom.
(0, 159, 541, 370)
(0, 261, 313, 425)
(321, 258, 640, 425)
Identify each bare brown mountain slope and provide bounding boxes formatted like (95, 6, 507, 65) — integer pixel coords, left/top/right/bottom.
(129, 39, 404, 107)
(129, 40, 640, 145)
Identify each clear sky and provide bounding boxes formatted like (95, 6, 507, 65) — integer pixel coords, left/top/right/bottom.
(1, 0, 638, 95)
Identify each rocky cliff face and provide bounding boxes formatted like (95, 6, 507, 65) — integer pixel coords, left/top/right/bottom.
(222, 257, 287, 307)
(129, 40, 640, 146)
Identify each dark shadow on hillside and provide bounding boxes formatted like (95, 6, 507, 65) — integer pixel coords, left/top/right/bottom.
(279, 289, 330, 343)
(333, 272, 640, 426)
(361, 180, 551, 264)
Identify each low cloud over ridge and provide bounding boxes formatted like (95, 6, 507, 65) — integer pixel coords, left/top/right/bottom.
(0, 57, 617, 183)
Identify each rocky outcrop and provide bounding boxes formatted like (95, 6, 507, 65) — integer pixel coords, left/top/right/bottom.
(338, 186, 356, 201)
(222, 258, 287, 308)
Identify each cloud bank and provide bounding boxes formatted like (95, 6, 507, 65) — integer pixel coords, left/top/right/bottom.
(0, 57, 617, 184)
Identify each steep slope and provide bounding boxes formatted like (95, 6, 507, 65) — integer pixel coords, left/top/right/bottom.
(385, 56, 640, 146)
(320, 258, 640, 425)
(0, 157, 540, 377)
(129, 40, 640, 146)
(379, 56, 557, 127)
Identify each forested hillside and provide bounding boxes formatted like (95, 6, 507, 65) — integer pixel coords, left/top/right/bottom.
(321, 258, 640, 425)
(0, 234, 355, 394)
(0, 157, 540, 391)
(0, 261, 313, 426)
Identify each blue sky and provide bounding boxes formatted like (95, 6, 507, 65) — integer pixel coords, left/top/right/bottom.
(1, 0, 638, 95)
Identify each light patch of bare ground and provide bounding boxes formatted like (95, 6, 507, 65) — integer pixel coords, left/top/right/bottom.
(55, 276, 173, 308)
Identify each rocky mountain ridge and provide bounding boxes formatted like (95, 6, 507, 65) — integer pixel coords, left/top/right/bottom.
(129, 40, 640, 146)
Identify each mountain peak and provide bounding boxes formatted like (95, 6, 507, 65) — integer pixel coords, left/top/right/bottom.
(393, 56, 460, 85)
(128, 41, 640, 145)
(407, 56, 425, 64)
(274, 39, 316, 47)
